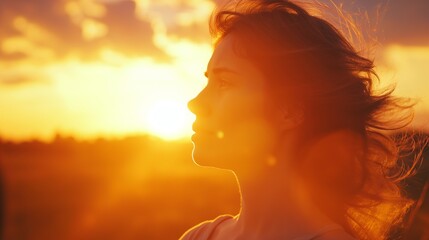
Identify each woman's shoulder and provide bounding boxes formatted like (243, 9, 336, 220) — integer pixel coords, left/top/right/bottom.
(179, 215, 234, 240)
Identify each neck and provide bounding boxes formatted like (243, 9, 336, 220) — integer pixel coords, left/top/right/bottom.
(231, 155, 334, 239)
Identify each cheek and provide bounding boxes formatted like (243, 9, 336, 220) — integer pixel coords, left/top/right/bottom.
(226, 119, 277, 158)
(215, 90, 267, 131)
(193, 91, 277, 169)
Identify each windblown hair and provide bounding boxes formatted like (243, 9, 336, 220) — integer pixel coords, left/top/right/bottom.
(210, 0, 417, 239)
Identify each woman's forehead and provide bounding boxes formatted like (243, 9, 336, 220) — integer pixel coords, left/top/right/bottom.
(207, 35, 236, 71)
(207, 35, 262, 79)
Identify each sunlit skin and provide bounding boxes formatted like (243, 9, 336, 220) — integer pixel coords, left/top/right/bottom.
(189, 35, 279, 172)
(188, 35, 355, 240)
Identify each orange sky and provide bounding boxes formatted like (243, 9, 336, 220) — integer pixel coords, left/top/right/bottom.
(0, 0, 428, 141)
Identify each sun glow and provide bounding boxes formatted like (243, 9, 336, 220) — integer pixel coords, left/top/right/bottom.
(142, 99, 194, 140)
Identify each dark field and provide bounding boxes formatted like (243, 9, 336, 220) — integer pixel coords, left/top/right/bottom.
(0, 136, 239, 240)
(0, 131, 428, 240)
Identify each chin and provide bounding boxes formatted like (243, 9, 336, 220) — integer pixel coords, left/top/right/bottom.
(191, 144, 233, 170)
(191, 134, 218, 166)
(191, 146, 216, 167)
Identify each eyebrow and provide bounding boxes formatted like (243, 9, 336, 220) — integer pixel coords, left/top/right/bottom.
(204, 67, 238, 78)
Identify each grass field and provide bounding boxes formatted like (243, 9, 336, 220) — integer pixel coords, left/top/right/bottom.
(0, 136, 239, 240)
(0, 131, 427, 240)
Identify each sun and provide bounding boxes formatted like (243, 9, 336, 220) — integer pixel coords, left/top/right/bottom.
(143, 99, 194, 140)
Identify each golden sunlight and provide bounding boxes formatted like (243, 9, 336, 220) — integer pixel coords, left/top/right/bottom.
(142, 99, 194, 140)
(377, 45, 429, 112)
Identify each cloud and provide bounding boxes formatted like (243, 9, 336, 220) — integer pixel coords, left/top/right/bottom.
(134, 0, 214, 44)
(377, 0, 429, 45)
(96, 1, 168, 59)
(210, 0, 429, 46)
(375, 44, 429, 130)
(0, 75, 50, 87)
(167, 22, 209, 43)
(0, 70, 51, 87)
(321, 0, 429, 45)
(0, 0, 168, 62)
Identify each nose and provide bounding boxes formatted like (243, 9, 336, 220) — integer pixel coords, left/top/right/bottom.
(188, 88, 211, 117)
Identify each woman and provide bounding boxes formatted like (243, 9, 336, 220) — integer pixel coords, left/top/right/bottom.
(181, 0, 414, 239)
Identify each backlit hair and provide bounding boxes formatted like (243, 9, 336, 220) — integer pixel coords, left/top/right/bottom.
(210, 0, 416, 239)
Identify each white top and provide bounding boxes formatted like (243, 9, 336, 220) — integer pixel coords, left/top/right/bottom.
(180, 215, 347, 240)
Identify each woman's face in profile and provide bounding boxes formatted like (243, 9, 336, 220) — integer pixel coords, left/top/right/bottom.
(188, 35, 279, 172)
